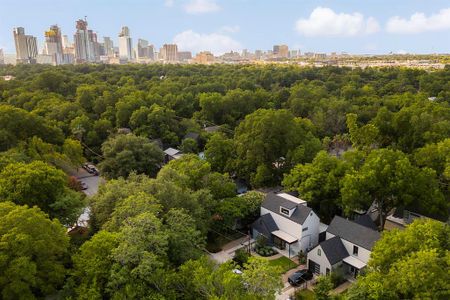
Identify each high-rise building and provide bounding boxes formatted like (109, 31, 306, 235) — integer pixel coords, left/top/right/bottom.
(13, 27, 38, 64)
(0, 49, 4, 65)
(74, 19, 98, 63)
(160, 44, 178, 62)
(118, 26, 133, 61)
(194, 51, 214, 64)
(43, 25, 64, 65)
(62, 35, 71, 48)
(273, 44, 289, 58)
(177, 51, 192, 62)
(136, 39, 149, 58)
(103, 37, 114, 56)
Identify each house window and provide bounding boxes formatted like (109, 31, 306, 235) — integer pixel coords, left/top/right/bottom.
(317, 248, 321, 256)
(353, 245, 359, 256)
(326, 268, 330, 275)
(280, 207, 290, 216)
(302, 227, 308, 232)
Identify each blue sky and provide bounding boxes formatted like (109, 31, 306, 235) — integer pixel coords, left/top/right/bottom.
(1, 0, 449, 55)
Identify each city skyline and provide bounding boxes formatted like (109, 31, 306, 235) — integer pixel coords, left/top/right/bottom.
(1, 0, 450, 55)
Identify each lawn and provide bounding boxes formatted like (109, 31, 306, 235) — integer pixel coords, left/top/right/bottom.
(266, 256, 298, 273)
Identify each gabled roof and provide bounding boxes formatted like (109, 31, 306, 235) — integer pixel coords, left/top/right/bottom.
(327, 216, 380, 250)
(262, 192, 313, 225)
(319, 236, 349, 265)
(252, 213, 278, 237)
(354, 214, 378, 231)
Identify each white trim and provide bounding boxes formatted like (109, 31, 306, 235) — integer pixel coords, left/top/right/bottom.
(343, 256, 366, 269)
(272, 230, 298, 244)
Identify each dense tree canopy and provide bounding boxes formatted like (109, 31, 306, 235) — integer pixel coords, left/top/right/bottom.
(0, 202, 69, 299)
(1, 63, 449, 299)
(347, 219, 450, 300)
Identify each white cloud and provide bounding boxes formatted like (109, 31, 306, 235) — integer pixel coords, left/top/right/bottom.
(184, 0, 220, 14)
(173, 30, 241, 55)
(386, 8, 450, 34)
(295, 7, 380, 37)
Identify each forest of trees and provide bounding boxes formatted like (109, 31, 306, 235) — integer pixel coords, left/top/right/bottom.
(0, 63, 449, 299)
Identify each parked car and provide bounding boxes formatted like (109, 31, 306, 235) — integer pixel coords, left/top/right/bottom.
(288, 269, 313, 286)
(83, 163, 99, 176)
(80, 182, 88, 190)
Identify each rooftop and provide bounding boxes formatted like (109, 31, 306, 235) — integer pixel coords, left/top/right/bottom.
(327, 216, 380, 250)
(262, 192, 313, 225)
(319, 236, 349, 265)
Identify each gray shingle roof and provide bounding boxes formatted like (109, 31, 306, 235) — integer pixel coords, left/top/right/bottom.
(320, 236, 349, 265)
(262, 193, 313, 225)
(252, 213, 278, 237)
(327, 216, 380, 250)
(354, 214, 378, 231)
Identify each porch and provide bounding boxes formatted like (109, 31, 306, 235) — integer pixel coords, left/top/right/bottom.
(342, 256, 366, 279)
(271, 230, 298, 258)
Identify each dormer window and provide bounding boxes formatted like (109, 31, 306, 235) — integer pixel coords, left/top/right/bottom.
(280, 207, 290, 216)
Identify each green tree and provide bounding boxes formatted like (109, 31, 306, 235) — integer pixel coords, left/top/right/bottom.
(72, 231, 119, 300)
(283, 151, 351, 221)
(341, 149, 445, 230)
(314, 276, 334, 300)
(242, 256, 283, 299)
(347, 219, 450, 300)
(346, 113, 379, 150)
(0, 202, 69, 299)
(0, 161, 84, 225)
(165, 208, 205, 265)
(180, 137, 198, 153)
(204, 132, 234, 173)
(99, 134, 164, 179)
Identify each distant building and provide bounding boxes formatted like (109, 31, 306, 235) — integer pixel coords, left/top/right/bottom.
(0, 49, 4, 65)
(43, 25, 64, 65)
(273, 44, 289, 58)
(118, 26, 133, 61)
(136, 39, 154, 61)
(36, 54, 54, 65)
(103, 37, 114, 56)
(73, 19, 99, 63)
(13, 27, 38, 64)
(62, 35, 71, 48)
(194, 51, 215, 64)
(160, 44, 178, 62)
(177, 51, 192, 62)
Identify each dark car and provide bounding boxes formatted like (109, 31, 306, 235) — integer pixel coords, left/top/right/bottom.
(288, 269, 313, 286)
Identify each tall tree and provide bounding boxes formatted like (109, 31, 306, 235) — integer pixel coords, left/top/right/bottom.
(347, 219, 450, 300)
(0, 202, 69, 299)
(99, 134, 164, 179)
(341, 149, 445, 230)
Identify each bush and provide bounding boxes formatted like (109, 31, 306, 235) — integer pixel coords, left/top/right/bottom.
(255, 245, 277, 257)
(330, 268, 345, 288)
(233, 248, 250, 266)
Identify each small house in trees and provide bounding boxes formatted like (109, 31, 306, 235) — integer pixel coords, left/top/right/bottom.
(163, 148, 183, 163)
(251, 192, 320, 258)
(307, 216, 380, 278)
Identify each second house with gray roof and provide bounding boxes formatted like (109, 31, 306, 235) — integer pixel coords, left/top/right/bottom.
(307, 215, 380, 278)
(252, 192, 320, 258)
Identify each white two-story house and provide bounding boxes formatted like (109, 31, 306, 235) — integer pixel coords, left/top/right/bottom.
(307, 216, 380, 278)
(251, 192, 320, 258)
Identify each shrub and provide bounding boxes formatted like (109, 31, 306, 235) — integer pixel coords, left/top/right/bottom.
(233, 248, 250, 266)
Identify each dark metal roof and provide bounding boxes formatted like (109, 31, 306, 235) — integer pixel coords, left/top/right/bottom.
(252, 213, 278, 237)
(319, 236, 349, 265)
(262, 193, 313, 225)
(184, 132, 200, 141)
(327, 216, 380, 250)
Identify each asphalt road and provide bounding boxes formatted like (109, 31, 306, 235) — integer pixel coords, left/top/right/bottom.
(74, 167, 105, 226)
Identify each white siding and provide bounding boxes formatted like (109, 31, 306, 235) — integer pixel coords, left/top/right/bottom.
(339, 239, 371, 264)
(261, 207, 302, 239)
(301, 213, 320, 252)
(307, 245, 331, 275)
(260, 207, 320, 254)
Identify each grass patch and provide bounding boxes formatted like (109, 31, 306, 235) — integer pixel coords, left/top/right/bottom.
(292, 289, 315, 300)
(267, 256, 298, 273)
